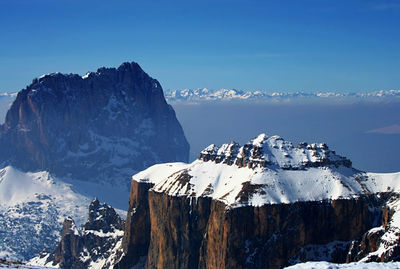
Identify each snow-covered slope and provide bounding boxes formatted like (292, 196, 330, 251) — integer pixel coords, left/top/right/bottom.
(165, 88, 400, 103)
(133, 134, 400, 207)
(0, 166, 91, 261)
(0, 260, 52, 269)
(285, 261, 400, 269)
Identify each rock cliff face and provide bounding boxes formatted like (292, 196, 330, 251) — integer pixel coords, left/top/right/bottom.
(120, 186, 389, 269)
(346, 194, 400, 263)
(0, 62, 189, 185)
(31, 198, 125, 269)
(117, 134, 400, 269)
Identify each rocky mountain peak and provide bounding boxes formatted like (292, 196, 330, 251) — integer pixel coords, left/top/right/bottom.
(199, 133, 351, 170)
(62, 217, 81, 237)
(0, 61, 189, 190)
(31, 199, 125, 269)
(84, 198, 124, 233)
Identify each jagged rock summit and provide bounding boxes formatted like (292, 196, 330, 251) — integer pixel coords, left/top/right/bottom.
(30, 198, 125, 269)
(0, 61, 189, 185)
(134, 133, 398, 207)
(198, 133, 352, 170)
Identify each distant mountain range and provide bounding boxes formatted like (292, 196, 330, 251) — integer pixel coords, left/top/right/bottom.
(3, 89, 400, 109)
(165, 88, 400, 103)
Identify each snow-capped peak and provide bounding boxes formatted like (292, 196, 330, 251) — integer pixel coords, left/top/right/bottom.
(251, 133, 268, 146)
(199, 133, 351, 170)
(132, 134, 400, 208)
(81, 72, 91, 79)
(164, 88, 400, 104)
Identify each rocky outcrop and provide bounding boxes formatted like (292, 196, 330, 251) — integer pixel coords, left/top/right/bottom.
(117, 180, 154, 268)
(31, 198, 125, 269)
(49, 217, 84, 269)
(346, 194, 400, 263)
(0, 62, 189, 185)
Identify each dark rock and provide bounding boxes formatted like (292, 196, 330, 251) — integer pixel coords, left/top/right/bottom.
(0, 61, 189, 185)
(85, 198, 124, 233)
(116, 180, 154, 268)
(346, 193, 400, 263)
(44, 199, 125, 269)
(49, 217, 84, 269)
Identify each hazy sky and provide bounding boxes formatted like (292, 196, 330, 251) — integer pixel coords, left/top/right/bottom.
(0, 0, 399, 92)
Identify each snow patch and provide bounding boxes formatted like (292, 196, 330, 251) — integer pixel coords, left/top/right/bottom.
(0, 166, 91, 261)
(285, 261, 400, 269)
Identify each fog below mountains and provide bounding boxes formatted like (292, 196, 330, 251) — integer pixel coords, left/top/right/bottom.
(173, 102, 400, 173)
(1, 94, 398, 173)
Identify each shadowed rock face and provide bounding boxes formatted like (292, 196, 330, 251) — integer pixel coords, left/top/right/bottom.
(118, 180, 154, 268)
(0, 62, 189, 184)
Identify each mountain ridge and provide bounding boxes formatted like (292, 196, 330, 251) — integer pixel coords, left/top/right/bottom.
(133, 133, 400, 208)
(165, 88, 400, 103)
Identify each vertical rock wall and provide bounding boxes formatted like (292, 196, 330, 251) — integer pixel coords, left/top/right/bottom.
(120, 185, 383, 269)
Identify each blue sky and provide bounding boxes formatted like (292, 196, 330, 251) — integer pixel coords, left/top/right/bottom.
(0, 0, 399, 92)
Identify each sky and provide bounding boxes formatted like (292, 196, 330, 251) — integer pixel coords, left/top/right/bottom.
(0, 0, 399, 92)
